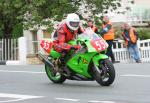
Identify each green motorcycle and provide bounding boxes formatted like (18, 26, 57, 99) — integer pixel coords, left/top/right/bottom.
(40, 28, 115, 86)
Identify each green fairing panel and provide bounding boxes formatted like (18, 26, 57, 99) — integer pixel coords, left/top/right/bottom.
(92, 54, 108, 66)
(50, 48, 61, 58)
(67, 52, 97, 78)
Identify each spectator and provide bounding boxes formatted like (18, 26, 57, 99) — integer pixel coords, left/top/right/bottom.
(100, 16, 119, 63)
(122, 23, 141, 63)
(87, 19, 98, 33)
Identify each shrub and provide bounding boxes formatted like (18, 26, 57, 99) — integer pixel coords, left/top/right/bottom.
(137, 28, 150, 40)
(113, 26, 124, 39)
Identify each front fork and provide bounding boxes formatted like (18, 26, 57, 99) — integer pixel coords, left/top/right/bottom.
(92, 54, 109, 76)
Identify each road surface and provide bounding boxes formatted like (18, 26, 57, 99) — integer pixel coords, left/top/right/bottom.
(0, 63, 150, 103)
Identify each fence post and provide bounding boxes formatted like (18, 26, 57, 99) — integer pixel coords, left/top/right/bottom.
(18, 37, 27, 64)
(2, 39, 3, 60)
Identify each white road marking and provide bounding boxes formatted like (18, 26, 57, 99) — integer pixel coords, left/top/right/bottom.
(0, 70, 45, 74)
(0, 99, 24, 103)
(121, 74, 150, 77)
(88, 101, 115, 103)
(0, 93, 43, 103)
(55, 97, 80, 102)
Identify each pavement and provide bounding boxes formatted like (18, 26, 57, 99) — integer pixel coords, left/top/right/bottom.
(0, 63, 150, 103)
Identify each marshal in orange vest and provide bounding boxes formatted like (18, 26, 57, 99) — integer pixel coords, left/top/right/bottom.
(122, 27, 137, 46)
(102, 21, 115, 40)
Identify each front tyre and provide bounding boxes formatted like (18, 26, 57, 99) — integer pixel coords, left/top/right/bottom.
(94, 59, 115, 86)
(45, 64, 66, 83)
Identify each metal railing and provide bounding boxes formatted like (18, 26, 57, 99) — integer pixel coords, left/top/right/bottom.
(113, 39, 150, 63)
(0, 39, 18, 61)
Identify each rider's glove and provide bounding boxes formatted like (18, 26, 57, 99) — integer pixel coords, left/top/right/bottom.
(74, 45, 81, 50)
(71, 45, 80, 50)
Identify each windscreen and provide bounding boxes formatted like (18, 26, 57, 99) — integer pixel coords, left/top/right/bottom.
(78, 27, 108, 52)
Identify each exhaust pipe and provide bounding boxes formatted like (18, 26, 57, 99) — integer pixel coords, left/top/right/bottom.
(38, 53, 54, 68)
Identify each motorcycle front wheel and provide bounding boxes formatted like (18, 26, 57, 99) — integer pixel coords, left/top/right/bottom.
(93, 59, 115, 86)
(45, 63, 66, 83)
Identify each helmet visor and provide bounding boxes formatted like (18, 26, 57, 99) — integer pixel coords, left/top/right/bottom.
(69, 22, 79, 28)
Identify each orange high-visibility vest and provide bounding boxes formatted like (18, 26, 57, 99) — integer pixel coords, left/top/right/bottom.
(102, 21, 115, 40)
(122, 27, 137, 46)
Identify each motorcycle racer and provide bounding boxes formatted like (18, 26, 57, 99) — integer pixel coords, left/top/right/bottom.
(53, 13, 84, 68)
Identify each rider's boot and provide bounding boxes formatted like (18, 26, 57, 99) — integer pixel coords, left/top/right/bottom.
(59, 57, 71, 76)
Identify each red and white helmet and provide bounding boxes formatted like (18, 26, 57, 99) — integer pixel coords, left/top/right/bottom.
(66, 13, 80, 31)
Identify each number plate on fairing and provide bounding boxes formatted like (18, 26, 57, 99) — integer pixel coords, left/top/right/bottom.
(40, 40, 53, 54)
(91, 37, 108, 52)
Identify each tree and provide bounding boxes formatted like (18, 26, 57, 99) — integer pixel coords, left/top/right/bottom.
(0, 0, 130, 38)
(81, 0, 121, 15)
(0, 0, 81, 38)
(0, 0, 26, 38)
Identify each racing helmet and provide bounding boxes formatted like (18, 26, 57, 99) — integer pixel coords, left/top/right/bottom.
(66, 13, 80, 31)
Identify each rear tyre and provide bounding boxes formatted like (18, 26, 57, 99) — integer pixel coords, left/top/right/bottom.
(45, 63, 66, 83)
(94, 59, 115, 86)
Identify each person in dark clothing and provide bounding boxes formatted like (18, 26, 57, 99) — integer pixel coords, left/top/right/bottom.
(100, 16, 119, 63)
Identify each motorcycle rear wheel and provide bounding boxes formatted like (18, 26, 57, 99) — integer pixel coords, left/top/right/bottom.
(45, 64, 66, 83)
(94, 59, 115, 86)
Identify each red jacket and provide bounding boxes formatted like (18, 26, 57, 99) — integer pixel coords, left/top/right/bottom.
(54, 23, 84, 52)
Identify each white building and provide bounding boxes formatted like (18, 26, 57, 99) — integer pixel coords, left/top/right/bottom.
(109, 0, 150, 23)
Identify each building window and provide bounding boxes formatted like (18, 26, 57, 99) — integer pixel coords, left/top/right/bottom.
(32, 30, 38, 54)
(43, 30, 51, 38)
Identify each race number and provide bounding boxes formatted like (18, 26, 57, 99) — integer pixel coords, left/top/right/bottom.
(40, 40, 53, 53)
(91, 38, 108, 52)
